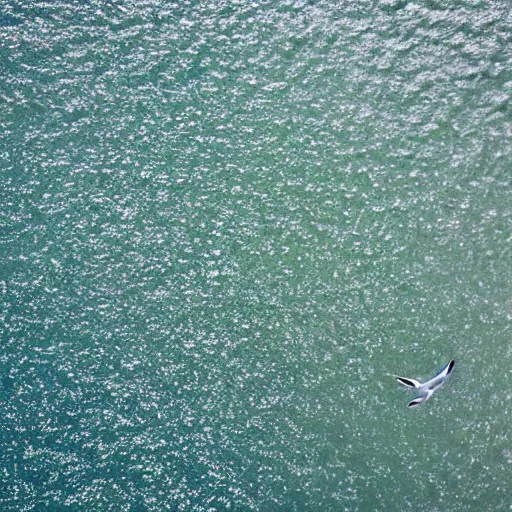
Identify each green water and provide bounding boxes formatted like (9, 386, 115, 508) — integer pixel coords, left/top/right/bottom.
(1, 1, 511, 510)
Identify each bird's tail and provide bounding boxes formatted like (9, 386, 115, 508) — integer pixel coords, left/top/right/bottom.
(407, 394, 427, 408)
(408, 389, 434, 408)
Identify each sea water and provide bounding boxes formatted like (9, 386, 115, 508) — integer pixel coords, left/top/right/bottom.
(1, 1, 511, 510)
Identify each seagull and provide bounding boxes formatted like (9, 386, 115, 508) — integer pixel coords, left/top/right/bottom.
(396, 360, 455, 408)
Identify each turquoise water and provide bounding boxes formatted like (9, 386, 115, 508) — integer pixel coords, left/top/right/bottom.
(1, 0, 511, 510)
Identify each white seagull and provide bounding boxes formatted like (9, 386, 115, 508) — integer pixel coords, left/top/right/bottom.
(396, 360, 455, 408)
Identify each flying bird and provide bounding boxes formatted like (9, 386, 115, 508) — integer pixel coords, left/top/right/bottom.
(396, 360, 455, 408)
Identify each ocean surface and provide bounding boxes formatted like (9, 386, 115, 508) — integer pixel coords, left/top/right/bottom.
(1, 1, 511, 510)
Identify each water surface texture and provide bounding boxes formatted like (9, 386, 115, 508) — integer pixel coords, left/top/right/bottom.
(1, 1, 511, 510)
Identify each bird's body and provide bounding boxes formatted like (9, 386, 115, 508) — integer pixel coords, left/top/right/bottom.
(397, 360, 455, 408)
